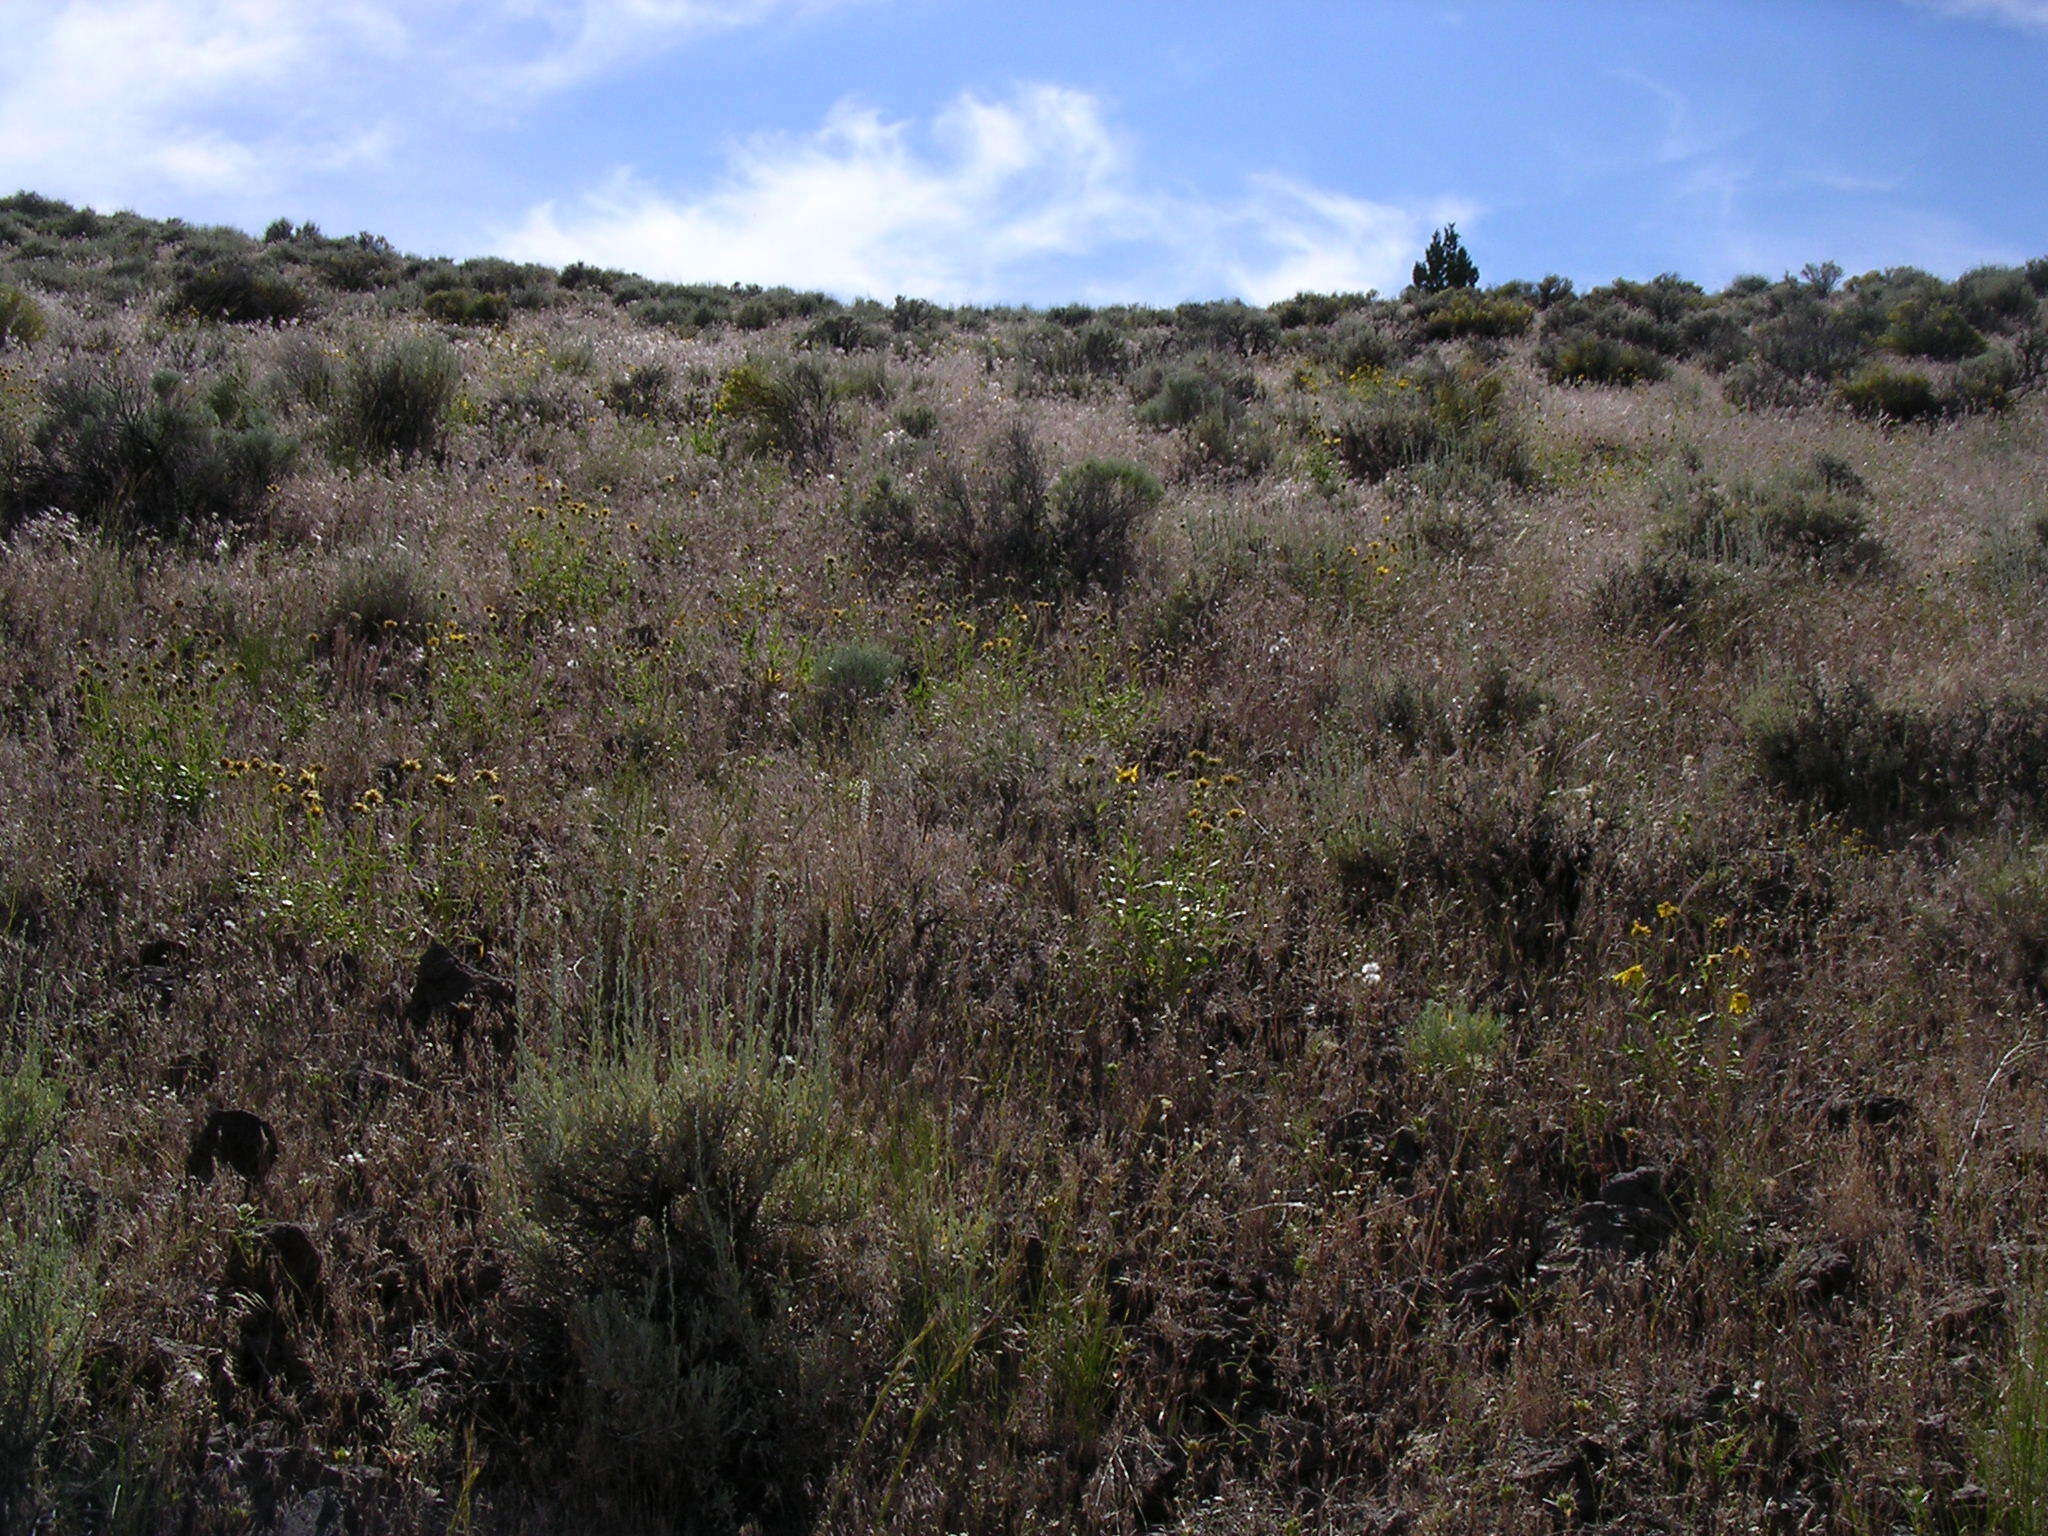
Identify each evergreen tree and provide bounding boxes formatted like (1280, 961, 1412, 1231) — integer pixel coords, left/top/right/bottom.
(1413, 224, 1480, 293)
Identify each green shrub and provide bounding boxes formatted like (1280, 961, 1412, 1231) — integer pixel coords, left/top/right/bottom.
(0, 1046, 89, 1516)
(1541, 333, 1668, 387)
(422, 287, 509, 326)
(1838, 361, 1942, 421)
(168, 259, 310, 325)
(600, 362, 675, 420)
(505, 1008, 852, 1531)
(714, 359, 838, 474)
(809, 641, 903, 733)
(1419, 292, 1532, 341)
(1651, 453, 1884, 572)
(1952, 347, 2024, 415)
(1881, 294, 1985, 361)
(1980, 1287, 2048, 1536)
(1403, 999, 1506, 1084)
(1332, 360, 1529, 487)
(0, 288, 43, 350)
(334, 337, 461, 462)
(20, 366, 296, 537)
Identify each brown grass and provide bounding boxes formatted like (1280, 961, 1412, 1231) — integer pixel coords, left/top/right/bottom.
(2, 205, 2047, 1533)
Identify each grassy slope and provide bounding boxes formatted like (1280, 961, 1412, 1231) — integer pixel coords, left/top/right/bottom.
(2, 197, 2048, 1532)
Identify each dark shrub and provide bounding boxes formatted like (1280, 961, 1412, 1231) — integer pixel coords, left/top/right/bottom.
(1329, 772, 1598, 978)
(1837, 362, 1942, 422)
(1173, 301, 1279, 357)
(1652, 453, 1884, 572)
(893, 403, 938, 438)
(19, 366, 295, 537)
(313, 236, 402, 293)
(601, 363, 675, 420)
(508, 1028, 853, 1532)
(335, 337, 462, 462)
(1748, 678, 2048, 832)
(861, 430, 1160, 598)
(1018, 323, 1129, 395)
(1541, 333, 1668, 387)
(714, 359, 839, 474)
(325, 547, 440, 644)
(800, 312, 882, 352)
(1753, 301, 1872, 381)
(1271, 291, 1372, 328)
(1044, 459, 1164, 596)
(169, 260, 310, 325)
(1587, 553, 1722, 637)
(1957, 266, 2040, 329)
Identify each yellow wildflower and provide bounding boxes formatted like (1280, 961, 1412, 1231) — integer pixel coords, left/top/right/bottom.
(1727, 990, 1752, 1016)
(1611, 964, 1647, 988)
(1115, 765, 1140, 784)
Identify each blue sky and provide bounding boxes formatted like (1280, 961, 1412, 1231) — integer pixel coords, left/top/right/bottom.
(2, 0, 2043, 304)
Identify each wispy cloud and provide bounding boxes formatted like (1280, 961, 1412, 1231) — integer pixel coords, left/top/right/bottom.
(503, 85, 1463, 303)
(1908, 0, 2048, 34)
(0, 1, 849, 208)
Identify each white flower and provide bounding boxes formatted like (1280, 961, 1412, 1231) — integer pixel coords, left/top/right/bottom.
(1359, 961, 1384, 986)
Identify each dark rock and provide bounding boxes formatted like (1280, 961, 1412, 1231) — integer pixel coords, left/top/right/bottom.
(1825, 1092, 1914, 1129)
(1562, 1166, 1682, 1258)
(1929, 1286, 2005, 1345)
(1445, 1248, 1522, 1320)
(405, 941, 513, 1025)
(137, 936, 189, 968)
(263, 1222, 324, 1303)
(1793, 1246, 1857, 1307)
(186, 1109, 278, 1188)
(1381, 1124, 1424, 1181)
(1512, 1435, 1607, 1520)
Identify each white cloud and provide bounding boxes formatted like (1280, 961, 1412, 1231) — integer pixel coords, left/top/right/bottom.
(503, 86, 1460, 303)
(479, 0, 857, 94)
(0, 1, 849, 208)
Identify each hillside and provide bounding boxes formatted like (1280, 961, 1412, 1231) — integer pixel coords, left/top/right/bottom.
(4, 191, 2048, 1533)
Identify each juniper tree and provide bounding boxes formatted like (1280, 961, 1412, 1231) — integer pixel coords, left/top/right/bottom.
(1414, 224, 1480, 293)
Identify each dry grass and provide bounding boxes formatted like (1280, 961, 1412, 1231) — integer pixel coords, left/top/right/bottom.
(2, 200, 2048, 1533)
